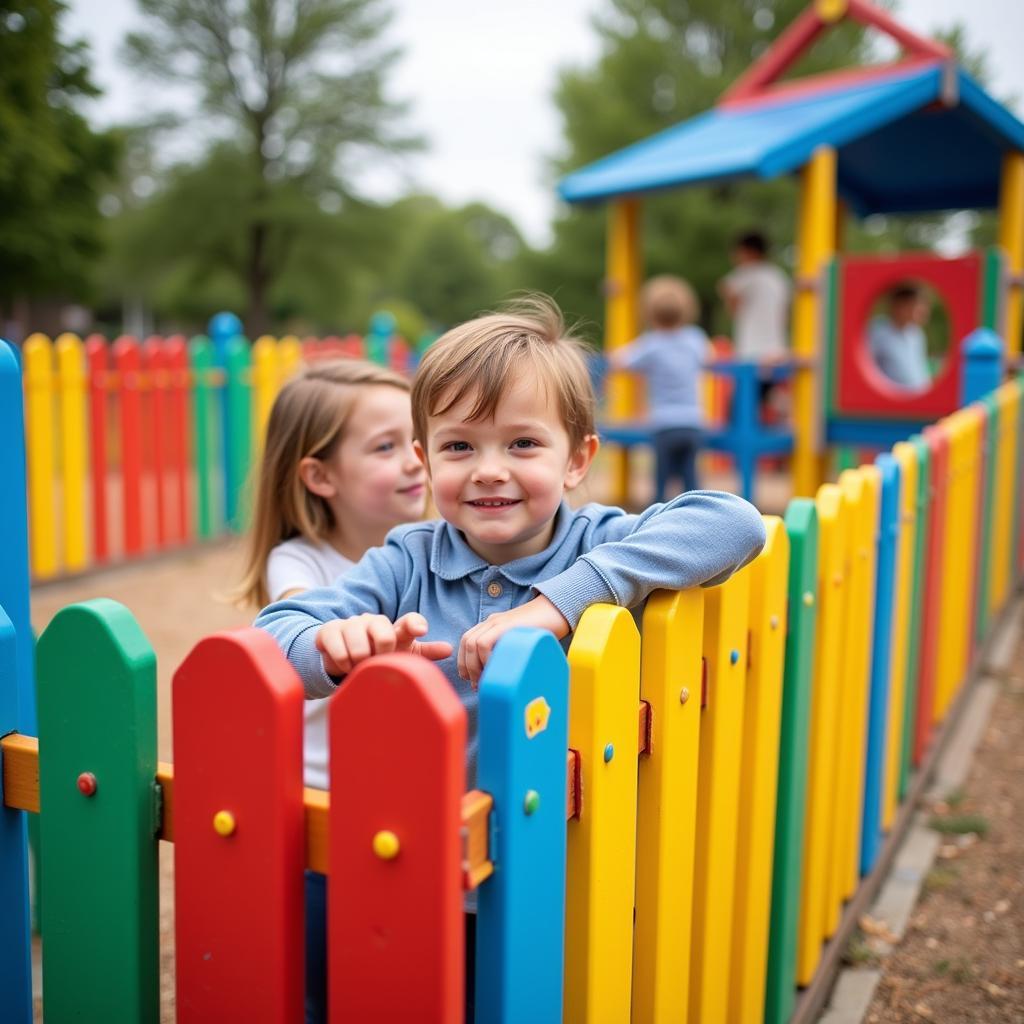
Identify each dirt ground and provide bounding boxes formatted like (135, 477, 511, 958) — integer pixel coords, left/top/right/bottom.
(864, 624, 1024, 1023)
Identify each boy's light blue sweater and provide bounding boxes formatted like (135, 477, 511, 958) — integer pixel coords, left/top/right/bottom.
(255, 491, 766, 788)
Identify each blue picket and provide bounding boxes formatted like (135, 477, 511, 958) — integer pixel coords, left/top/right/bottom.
(861, 453, 901, 874)
(476, 628, 569, 1023)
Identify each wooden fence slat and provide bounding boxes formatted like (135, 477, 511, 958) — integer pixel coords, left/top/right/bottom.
(143, 338, 169, 549)
(55, 333, 88, 571)
(37, 599, 159, 1021)
(729, 517, 789, 1024)
(764, 499, 818, 1024)
(1013, 378, 1024, 577)
(564, 605, 641, 1024)
(632, 587, 705, 1023)
(165, 336, 190, 544)
(85, 335, 110, 563)
(173, 628, 304, 1023)
(252, 335, 278, 455)
(797, 483, 846, 986)
(114, 337, 144, 556)
(329, 654, 466, 1022)
(476, 628, 569, 1024)
(277, 335, 303, 384)
(188, 337, 217, 538)
(976, 397, 998, 640)
(23, 333, 57, 578)
(689, 568, 751, 1022)
(861, 455, 900, 875)
(224, 337, 252, 531)
(989, 385, 1019, 612)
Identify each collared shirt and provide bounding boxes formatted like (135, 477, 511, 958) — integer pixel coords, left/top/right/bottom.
(868, 316, 932, 390)
(255, 491, 765, 788)
(617, 326, 710, 428)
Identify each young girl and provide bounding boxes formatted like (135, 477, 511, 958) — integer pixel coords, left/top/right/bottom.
(609, 274, 710, 500)
(234, 358, 426, 1023)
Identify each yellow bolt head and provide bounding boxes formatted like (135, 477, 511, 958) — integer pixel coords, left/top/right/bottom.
(213, 810, 236, 837)
(815, 0, 847, 23)
(372, 830, 400, 860)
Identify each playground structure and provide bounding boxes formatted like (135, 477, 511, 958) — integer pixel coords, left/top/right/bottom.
(560, 0, 1024, 502)
(3, 2, 1024, 1021)
(4, 325, 1024, 1022)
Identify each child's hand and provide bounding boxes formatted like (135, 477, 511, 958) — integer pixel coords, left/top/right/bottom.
(316, 613, 453, 677)
(458, 595, 570, 688)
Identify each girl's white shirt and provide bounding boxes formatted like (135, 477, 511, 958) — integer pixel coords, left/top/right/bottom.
(266, 537, 354, 790)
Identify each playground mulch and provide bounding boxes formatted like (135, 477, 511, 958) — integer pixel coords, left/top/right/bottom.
(864, 619, 1024, 1023)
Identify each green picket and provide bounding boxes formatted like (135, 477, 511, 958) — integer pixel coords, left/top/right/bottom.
(224, 337, 253, 531)
(37, 599, 159, 1022)
(764, 498, 818, 1024)
(975, 396, 998, 643)
(899, 437, 930, 798)
(188, 336, 216, 538)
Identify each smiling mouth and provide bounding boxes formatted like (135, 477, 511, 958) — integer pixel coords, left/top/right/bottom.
(466, 498, 521, 508)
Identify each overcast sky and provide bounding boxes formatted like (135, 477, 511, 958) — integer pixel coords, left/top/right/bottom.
(65, 0, 1024, 247)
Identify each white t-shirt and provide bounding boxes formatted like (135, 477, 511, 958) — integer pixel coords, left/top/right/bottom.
(266, 537, 354, 790)
(724, 261, 791, 359)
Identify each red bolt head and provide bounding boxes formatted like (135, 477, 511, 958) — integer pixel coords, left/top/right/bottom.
(76, 772, 98, 797)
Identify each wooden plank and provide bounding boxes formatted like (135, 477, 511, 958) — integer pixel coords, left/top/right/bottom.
(329, 653, 465, 1022)
(173, 628, 305, 1023)
(632, 587, 705, 1023)
(564, 605, 642, 1024)
(37, 599, 159, 1021)
(476, 628, 569, 1023)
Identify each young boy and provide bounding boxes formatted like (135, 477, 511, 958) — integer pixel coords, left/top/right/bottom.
(609, 274, 709, 500)
(255, 296, 766, 778)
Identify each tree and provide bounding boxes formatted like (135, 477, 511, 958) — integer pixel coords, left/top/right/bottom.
(121, 0, 420, 334)
(0, 1, 118, 315)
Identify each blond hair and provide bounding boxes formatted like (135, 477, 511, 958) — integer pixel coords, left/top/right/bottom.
(234, 359, 410, 609)
(411, 295, 595, 450)
(642, 275, 700, 329)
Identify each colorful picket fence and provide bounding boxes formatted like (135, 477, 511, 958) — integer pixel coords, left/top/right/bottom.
(2, 342, 1023, 1020)
(19, 331, 416, 582)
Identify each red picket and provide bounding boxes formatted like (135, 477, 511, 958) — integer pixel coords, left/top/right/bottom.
(914, 425, 948, 766)
(165, 335, 190, 543)
(341, 333, 364, 359)
(143, 338, 168, 548)
(85, 335, 110, 563)
(329, 654, 466, 1022)
(113, 337, 144, 556)
(172, 628, 305, 1023)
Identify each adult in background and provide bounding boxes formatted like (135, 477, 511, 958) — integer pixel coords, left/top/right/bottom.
(609, 275, 709, 499)
(868, 282, 932, 391)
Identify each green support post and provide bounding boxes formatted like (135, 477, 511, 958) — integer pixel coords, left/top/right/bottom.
(37, 600, 159, 1022)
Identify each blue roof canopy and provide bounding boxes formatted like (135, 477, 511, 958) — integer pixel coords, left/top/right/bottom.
(558, 66, 1024, 215)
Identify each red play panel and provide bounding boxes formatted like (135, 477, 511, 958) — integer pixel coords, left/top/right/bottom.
(835, 252, 982, 419)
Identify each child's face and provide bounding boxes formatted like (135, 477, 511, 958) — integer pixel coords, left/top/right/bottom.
(417, 376, 597, 565)
(321, 386, 426, 533)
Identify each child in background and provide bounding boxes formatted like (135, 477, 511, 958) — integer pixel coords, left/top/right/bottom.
(234, 358, 426, 1024)
(254, 296, 766, 1015)
(609, 274, 709, 499)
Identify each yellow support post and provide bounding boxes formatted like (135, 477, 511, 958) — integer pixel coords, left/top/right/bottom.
(688, 568, 751, 1024)
(998, 152, 1024, 360)
(990, 384, 1019, 610)
(632, 587, 704, 1023)
(729, 517, 789, 1024)
(24, 333, 59, 578)
(252, 335, 279, 454)
(604, 198, 642, 507)
(564, 605, 641, 1023)
(793, 147, 837, 497)
(884, 443, 918, 830)
(797, 483, 846, 986)
(55, 333, 88, 572)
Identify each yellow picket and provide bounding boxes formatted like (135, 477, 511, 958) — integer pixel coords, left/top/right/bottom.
(55, 333, 88, 572)
(728, 517, 790, 1024)
(277, 335, 303, 383)
(23, 333, 58, 578)
(838, 465, 878, 906)
(797, 483, 846, 986)
(883, 443, 918, 830)
(955, 410, 983, 698)
(990, 384, 1020, 612)
(564, 604, 641, 1024)
(252, 335, 279, 454)
(689, 567, 751, 1023)
(632, 587, 704, 1024)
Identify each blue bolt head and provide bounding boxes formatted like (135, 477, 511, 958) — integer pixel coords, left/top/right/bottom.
(603, 743, 614, 763)
(730, 649, 740, 665)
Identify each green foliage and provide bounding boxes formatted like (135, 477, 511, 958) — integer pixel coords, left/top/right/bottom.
(0, 1, 118, 307)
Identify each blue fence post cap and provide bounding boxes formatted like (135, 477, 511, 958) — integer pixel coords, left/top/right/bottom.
(962, 327, 1004, 360)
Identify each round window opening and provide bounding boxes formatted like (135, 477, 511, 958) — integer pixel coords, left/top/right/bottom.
(865, 280, 950, 394)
